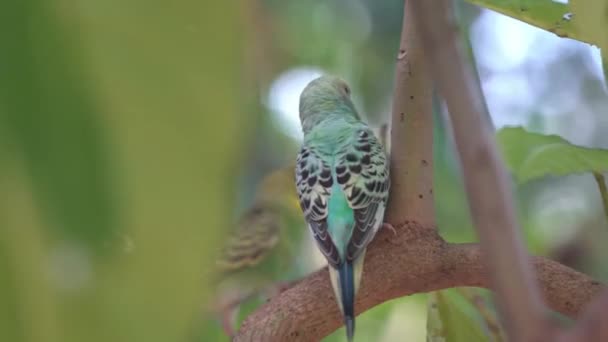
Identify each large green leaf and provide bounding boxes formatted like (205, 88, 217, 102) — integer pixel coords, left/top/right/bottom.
(466, 0, 608, 82)
(497, 126, 608, 184)
(0, 0, 118, 253)
(570, 0, 608, 51)
(466, 1, 581, 41)
(570, 0, 608, 83)
(426, 290, 490, 342)
(0, 0, 246, 342)
(466, 0, 607, 47)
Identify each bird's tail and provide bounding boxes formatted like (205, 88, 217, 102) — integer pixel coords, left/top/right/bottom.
(329, 251, 366, 342)
(339, 261, 355, 342)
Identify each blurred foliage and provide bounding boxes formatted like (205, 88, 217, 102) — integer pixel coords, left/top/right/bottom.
(0, 0, 117, 253)
(497, 126, 608, 184)
(427, 289, 499, 342)
(1, 1, 246, 342)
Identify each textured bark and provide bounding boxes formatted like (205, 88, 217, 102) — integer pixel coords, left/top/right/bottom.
(234, 226, 604, 341)
(409, 0, 548, 340)
(386, 0, 434, 228)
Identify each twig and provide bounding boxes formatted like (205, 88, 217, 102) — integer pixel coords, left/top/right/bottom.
(603, 60, 608, 94)
(592, 172, 608, 224)
(377, 123, 390, 154)
(408, 0, 549, 340)
(456, 288, 506, 342)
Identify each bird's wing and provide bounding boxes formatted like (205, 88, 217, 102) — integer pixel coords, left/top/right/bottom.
(336, 127, 390, 262)
(216, 203, 281, 273)
(295, 144, 341, 268)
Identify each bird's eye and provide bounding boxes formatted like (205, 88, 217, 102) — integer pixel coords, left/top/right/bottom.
(343, 86, 350, 95)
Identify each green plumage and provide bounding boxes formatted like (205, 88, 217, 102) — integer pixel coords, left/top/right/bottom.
(295, 75, 390, 341)
(327, 182, 354, 257)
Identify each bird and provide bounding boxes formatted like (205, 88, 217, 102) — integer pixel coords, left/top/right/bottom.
(212, 162, 310, 337)
(295, 75, 391, 341)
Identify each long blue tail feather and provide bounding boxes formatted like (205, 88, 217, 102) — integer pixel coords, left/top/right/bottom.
(338, 261, 355, 342)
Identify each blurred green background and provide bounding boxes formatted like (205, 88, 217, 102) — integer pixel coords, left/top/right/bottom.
(1, 0, 606, 341)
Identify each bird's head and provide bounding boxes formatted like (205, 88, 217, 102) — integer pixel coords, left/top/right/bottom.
(299, 75, 359, 133)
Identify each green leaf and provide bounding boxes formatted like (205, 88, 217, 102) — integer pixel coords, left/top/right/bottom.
(570, 0, 608, 85)
(0, 0, 246, 341)
(427, 290, 490, 342)
(570, 0, 608, 52)
(465, 0, 589, 44)
(496, 126, 608, 184)
(466, 0, 608, 48)
(0, 0, 118, 253)
(466, 0, 608, 84)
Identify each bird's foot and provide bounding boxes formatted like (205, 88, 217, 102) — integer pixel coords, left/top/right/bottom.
(220, 305, 239, 338)
(382, 222, 397, 235)
(276, 280, 295, 293)
(263, 280, 296, 301)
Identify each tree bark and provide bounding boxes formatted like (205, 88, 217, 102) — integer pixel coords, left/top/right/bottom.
(234, 228, 603, 341)
(409, 0, 548, 340)
(386, 0, 434, 229)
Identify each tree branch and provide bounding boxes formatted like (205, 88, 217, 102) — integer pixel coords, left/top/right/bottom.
(409, 1, 550, 340)
(234, 226, 604, 341)
(387, 0, 434, 228)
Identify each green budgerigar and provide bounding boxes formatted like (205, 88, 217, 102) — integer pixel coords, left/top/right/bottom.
(212, 163, 309, 337)
(295, 75, 391, 341)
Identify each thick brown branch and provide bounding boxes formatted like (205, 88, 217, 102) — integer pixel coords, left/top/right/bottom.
(387, 0, 434, 228)
(409, 1, 549, 340)
(234, 225, 604, 341)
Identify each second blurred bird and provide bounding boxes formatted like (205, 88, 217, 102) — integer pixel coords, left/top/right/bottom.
(211, 162, 313, 337)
